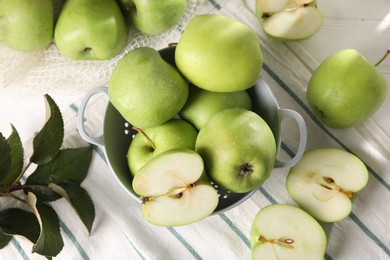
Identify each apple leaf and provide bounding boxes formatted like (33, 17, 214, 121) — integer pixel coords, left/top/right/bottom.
(0, 232, 12, 249)
(0, 208, 40, 245)
(30, 94, 64, 165)
(27, 193, 64, 257)
(25, 146, 93, 201)
(0, 133, 11, 182)
(49, 181, 95, 234)
(0, 125, 24, 192)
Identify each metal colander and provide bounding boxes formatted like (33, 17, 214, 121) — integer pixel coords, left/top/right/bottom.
(77, 46, 307, 215)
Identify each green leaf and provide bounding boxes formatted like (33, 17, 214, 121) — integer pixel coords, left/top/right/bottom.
(26, 146, 93, 189)
(49, 181, 95, 234)
(0, 133, 11, 182)
(27, 193, 64, 257)
(30, 94, 64, 165)
(0, 208, 40, 245)
(0, 231, 12, 249)
(0, 125, 24, 191)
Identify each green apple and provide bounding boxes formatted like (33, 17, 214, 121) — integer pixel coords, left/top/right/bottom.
(307, 49, 388, 128)
(179, 84, 252, 129)
(132, 149, 219, 226)
(175, 14, 263, 92)
(0, 0, 53, 52)
(127, 118, 198, 176)
(251, 204, 327, 259)
(120, 0, 187, 35)
(54, 0, 127, 60)
(286, 148, 369, 222)
(255, 0, 324, 41)
(195, 108, 276, 193)
(108, 47, 189, 129)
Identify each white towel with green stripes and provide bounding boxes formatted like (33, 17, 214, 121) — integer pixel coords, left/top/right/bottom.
(2, 0, 389, 259)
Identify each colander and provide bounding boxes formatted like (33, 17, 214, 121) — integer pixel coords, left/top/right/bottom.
(77, 46, 307, 215)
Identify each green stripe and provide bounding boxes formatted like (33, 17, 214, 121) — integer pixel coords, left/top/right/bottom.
(219, 213, 251, 248)
(59, 221, 89, 260)
(262, 63, 390, 192)
(208, 0, 222, 10)
(11, 238, 29, 260)
(349, 213, 390, 257)
(167, 227, 203, 260)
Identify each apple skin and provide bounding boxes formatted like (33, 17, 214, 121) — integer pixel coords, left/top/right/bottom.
(195, 108, 276, 193)
(175, 14, 263, 92)
(54, 0, 127, 60)
(307, 49, 387, 128)
(108, 47, 189, 129)
(179, 84, 252, 130)
(286, 148, 369, 222)
(0, 0, 53, 52)
(125, 0, 187, 35)
(251, 204, 327, 260)
(127, 118, 198, 176)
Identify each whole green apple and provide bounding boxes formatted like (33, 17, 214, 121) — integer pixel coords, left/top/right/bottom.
(175, 14, 263, 92)
(54, 0, 127, 60)
(179, 84, 252, 129)
(123, 0, 187, 35)
(195, 108, 276, 193)
(255, 0, 324, 41)
(108, 47, 189, 129)
(307, 49, 387, 128)
(0, 0, 53, 52)
(127, 118, 198, 176)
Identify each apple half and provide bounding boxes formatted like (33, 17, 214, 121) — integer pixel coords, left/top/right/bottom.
(286, 148, 369, 222)
(251, 204, 327, 259)
(255, 0, 324, 40)
(132, 149, 219, 226)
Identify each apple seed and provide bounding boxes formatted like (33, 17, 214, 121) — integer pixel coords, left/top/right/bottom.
(258, 235, 295, 249)
(319, 176, 354, 198)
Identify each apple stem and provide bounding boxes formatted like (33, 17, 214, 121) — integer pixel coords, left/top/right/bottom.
(374, 49, 390, 67)
(132, 126, 156, 150)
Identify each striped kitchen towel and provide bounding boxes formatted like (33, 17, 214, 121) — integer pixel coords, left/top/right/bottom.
(2, 0, 389, 259)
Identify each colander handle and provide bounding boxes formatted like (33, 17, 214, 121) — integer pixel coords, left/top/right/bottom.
(76, 86, 108, 148)
(274, 108, 307, 168)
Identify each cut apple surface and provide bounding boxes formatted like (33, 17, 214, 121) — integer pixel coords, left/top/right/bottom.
(286, 148, 369, 222)
(251, 204, 327, 260)
(256, 0, 324, 40)
(132, 149, 219, 226)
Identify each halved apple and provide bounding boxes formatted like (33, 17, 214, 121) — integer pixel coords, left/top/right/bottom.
(286, 148, 369, 222)
(132, 149, 219, 226)
(255, 0, 324, 40)
(251, 204, 327, 259)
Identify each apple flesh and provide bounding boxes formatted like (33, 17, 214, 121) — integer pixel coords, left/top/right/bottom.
(286, 148, 369, 222)
(132, 149, 219, 226)
(307, 49, 387, 128)
(256, 0, 324, 40)
(127, 118, 198, 176)
(175, 14, 263, 92)
(251, 204, 327, 259)
(195, 108, 276, 193)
